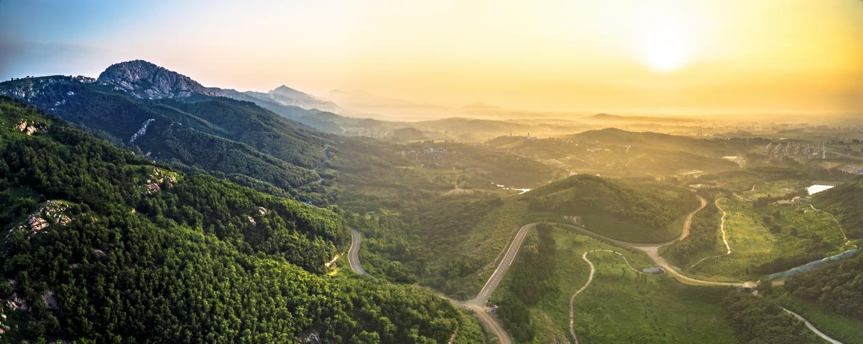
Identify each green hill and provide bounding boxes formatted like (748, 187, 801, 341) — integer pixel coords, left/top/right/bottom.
(524, 175, 698, 243)
(0, 64, 329, 200)
(813, 176, 863, 239)
(0, 97, 483, 343)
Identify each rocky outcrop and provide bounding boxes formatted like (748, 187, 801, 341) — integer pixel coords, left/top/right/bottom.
(8, 200, 73, 239)
(14, 120, 40, 136)
(98, 60, 223, 99)
(143, 167, 177, 195)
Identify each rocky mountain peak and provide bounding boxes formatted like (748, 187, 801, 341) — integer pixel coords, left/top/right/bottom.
(98, 60, 221, 99)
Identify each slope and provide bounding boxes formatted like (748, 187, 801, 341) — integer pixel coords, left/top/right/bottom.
(0, 96, 483, 343)
(0, 62, 330, 200)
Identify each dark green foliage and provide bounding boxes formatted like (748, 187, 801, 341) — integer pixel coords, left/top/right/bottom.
(506, 224, 559, 305)
(0, 77, 329, 200)
(525, 175, 696, 241)
(752, 234, 834, 274)
(498, 296, 534, 342)
(665, 197, 719, 262)
(814, 177, 863, 239)
(498, 224, 558, 342)
(784, 251, 863, 320)
(0, 98, 480, 343)
(720, 292, 818, 344)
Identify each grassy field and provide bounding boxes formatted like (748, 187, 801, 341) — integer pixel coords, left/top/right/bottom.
(743, 179, 804, 199)
(493, 228, 739, 344)
(687, 197, 847, 281)
(772, 291, 863, 344)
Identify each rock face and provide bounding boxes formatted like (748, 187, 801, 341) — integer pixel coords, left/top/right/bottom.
(98, 60, 223, 99)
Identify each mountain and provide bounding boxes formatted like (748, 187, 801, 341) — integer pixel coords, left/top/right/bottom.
(323, 89, 451, 121)
(584, 113, 697, 123)
(567, 127, 762, 157)
(0, 97, 483, 343)
(244, 85, 338, 112)
(0, 61, 331, 201)
(98, 60, 222, 99)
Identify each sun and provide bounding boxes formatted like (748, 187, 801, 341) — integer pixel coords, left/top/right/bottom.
(633, 7, 695, 73)
(641, 31, 690, 72)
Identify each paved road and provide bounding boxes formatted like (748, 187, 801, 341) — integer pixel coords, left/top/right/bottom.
(470, 223, 537, 308)
(551, 195, 754, 287)
(828, 150, 863, 162)
(347, 227, 370, 277)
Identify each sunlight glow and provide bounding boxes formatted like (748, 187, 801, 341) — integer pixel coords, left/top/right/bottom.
(634, 7, 694, 72)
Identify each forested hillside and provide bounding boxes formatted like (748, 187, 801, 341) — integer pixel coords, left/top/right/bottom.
(525, 175, 697, 243)
(0, 98, 483, 343)
(0, 63, 331, 201)
(813, 177, 863, 239)
(784, 251, 863, 320)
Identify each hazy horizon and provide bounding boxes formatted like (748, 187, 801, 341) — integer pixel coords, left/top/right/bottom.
(2, 0, 862, 116)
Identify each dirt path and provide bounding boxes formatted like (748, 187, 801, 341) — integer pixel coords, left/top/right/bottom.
(551, 195, 754, 287)
(569, 251, 595, 344)
(782, 308, 843, 344)
(809, 204, 849, 243)
(690, 198, 732, 268)
(569, 250, 644, 344)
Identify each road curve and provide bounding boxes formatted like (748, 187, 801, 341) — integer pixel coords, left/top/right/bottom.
(690, 197, 732, 268)
(348, 227, 370, 277)
(550, 195, 753, 287)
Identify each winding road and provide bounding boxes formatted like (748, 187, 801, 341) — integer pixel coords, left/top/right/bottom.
(347, 227, 370, 277)
(569, 250, 644, 344)
(344, 191, 838, 343)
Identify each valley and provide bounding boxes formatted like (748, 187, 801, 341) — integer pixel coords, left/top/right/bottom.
(2, 60, 862, 344)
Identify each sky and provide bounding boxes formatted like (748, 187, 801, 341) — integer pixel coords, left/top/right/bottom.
(1, 0, 862, 116)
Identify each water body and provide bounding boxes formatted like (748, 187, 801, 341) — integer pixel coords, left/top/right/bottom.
(807, 184, 835, 195)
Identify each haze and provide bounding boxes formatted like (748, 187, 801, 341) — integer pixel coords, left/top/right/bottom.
(2, 0, 862, 115)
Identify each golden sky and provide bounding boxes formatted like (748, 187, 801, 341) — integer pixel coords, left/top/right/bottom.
(3, 0, 863, 115)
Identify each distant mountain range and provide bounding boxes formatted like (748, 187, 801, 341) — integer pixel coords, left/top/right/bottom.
(0, 60, 331, 200)
(585, 113, 697, 123)
(245, 85, 339, 112)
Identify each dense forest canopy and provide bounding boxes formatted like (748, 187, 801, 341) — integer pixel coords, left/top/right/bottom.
(0, 97, 483, 343)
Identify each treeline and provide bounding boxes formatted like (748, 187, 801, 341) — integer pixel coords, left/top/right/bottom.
(721, 292, 819, 344)
(499, 223, 559, 342)
(665, 197, 720, 263)
(0, 99, 483, 343)
(784, 251, 863, 320)
(526, 175, 695, 230)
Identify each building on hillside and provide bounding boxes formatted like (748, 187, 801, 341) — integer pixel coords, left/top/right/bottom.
(642, 267, 664, 274)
